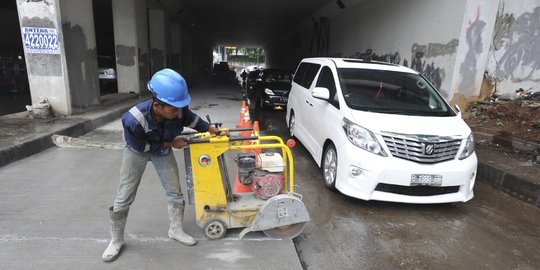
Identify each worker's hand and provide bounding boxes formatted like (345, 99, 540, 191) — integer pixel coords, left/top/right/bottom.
(164, 137, 188, 149)
(218, 129, 230, 136)
(208, 126, 230, 136)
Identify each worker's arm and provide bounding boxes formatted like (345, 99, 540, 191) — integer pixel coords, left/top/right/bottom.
(163, 137, 188, 149)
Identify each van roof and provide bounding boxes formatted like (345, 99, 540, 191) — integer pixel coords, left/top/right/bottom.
(300, 57, 417, 74)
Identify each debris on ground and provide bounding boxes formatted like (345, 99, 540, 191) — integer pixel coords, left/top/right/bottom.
(26, 97, 52, 119)
(463, 92, 540, 143)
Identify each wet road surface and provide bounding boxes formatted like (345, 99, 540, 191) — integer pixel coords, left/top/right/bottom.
(257, 108, 540, 270)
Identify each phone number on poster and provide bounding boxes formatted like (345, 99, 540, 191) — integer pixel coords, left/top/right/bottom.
(22, 27, 60, 54)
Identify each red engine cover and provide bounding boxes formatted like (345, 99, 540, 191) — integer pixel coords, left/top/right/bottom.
(250, 173, 284, 200)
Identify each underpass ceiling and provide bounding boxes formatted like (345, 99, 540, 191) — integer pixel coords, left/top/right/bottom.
(159, 0, 337, 47)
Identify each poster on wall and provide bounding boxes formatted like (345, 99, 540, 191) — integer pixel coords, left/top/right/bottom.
(21, 27, 60, 54)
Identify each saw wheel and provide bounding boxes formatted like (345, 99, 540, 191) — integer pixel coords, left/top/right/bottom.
(203, 219, 227, 240)
(262, 222, 306, 239)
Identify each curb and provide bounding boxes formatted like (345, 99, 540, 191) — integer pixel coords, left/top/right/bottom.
(474, 129, 540, 207)
(476, 160, 540, 207)
(0, 99, 137, 168)
(474, 130, 540, 153)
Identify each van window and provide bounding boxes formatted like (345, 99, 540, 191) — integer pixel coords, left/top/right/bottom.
(316, 66, 339, 108)
(293, 63, 308, 85)
(293, 62, 321, 89)
(337, 68, 455, 116)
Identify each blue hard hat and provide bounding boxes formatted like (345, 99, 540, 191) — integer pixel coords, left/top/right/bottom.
(147, 68, 191, 108)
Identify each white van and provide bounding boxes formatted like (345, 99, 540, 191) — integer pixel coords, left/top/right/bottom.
(286, 58, 477, 204)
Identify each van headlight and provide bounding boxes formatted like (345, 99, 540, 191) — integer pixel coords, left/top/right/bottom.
(342, 118, 387, 157)
(458, 133, 475, 160)
(265, 88, 274, 95)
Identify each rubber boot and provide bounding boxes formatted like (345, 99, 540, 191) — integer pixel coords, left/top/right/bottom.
(167, 203, 197, 246)
(102, 207, 129, 262)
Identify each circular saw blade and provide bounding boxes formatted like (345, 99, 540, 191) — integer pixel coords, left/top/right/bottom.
(262, 222, 306, 239)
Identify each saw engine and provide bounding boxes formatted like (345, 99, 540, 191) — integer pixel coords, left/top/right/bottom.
(236, 152, 284, 200)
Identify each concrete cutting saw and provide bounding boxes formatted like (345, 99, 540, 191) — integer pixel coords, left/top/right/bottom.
(183, 129, 309, 240)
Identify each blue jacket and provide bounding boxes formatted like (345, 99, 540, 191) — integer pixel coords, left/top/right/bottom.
(122, 99, 209, 155)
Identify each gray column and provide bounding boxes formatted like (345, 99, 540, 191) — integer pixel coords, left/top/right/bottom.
(149, 8, 167, 74)
(16, 0, 99, 116)
(112, 0, 149, 94)
(60, 0, 100, 113)
(170, 22, 182, 71)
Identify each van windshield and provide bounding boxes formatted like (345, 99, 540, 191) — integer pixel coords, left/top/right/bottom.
(337, 68, 455, 116)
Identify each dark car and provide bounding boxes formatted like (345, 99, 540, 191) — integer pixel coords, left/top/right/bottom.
(252, 69, 292, 110)
(0, 55, 28, 95)
(211, 61, 236, 83)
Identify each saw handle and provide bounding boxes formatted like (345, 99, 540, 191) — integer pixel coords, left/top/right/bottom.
(186, 135, 259, 144)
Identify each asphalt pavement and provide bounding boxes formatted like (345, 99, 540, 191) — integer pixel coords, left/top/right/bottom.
(0, 81, 539, 269)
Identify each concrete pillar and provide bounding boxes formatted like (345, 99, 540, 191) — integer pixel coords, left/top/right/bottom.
(181, 25, 194, 78)
(16, 0, 99, 116)
(170, 23, 182, 71)
(450, 0, 501, 107)
(149, 8, 168, 74)
(60, 0, 100, 113)
(112, 0, 149, 94)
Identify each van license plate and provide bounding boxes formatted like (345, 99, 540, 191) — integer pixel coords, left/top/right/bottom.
(410, 174, 442, 186)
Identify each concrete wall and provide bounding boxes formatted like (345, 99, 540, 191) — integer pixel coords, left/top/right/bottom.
(269, 0, 540, 110)
(486, 0, 540, 98)
(268, 0, 468, 100)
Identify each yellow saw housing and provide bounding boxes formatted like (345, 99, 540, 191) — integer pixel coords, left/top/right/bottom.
(184, 132, 309, 240)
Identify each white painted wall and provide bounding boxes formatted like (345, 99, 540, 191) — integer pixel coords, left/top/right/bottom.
(486, 0, 540, 97)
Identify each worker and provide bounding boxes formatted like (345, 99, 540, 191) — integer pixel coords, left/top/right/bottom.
(102, 68, 228, 262)
(240, 69, 248, 88)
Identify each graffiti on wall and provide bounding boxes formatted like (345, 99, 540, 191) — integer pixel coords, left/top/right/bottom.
(347, 38, 459, 92)
(459, 7, 486, 95)
(410, 46, 444, 91)
(425, 39, 459, 58)
(494, 6, 540, 82)
(348, 49, 401, 64)
(411, 40, 458, 91)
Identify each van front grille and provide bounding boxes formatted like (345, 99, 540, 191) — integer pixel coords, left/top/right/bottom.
(382, 133, 461, 164)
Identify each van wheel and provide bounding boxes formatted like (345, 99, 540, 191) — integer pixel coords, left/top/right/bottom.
(322, 143, 337, 190)
(289, 112, 296, 137)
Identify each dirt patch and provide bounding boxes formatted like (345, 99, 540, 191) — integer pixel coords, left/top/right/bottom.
(464, 95, 540, 143)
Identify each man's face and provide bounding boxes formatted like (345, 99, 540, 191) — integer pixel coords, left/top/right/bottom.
(155, 103, 180, 120)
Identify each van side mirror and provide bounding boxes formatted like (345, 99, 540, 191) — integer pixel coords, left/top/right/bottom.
(312, 87, 330, 100)
(454, 104, 462, 118)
